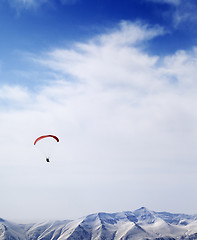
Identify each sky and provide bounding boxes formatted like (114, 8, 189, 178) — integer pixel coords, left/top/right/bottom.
(1, 0, 197, 223)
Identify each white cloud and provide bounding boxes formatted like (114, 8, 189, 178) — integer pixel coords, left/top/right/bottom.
(146, 0, 197, 27)
(37, 22, 163, 90)
(172, 1, 197, 27)
(1, 21, 197, 220)
(98, 21, 164, 46)
(6, 0, 79, 10)
(147, 0, 181, 6)
(0, 85, 29, 102)
(7, 0, 47, 10)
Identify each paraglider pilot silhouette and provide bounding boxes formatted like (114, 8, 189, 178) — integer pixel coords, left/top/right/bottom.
(34, 135, 59, 162)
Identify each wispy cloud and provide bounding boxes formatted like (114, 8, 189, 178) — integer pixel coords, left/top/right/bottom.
(147, 0, 181, 6)
(6, 0, 47, 10)
(146, 0, 197, 27)
(6, 0, 79, 11)
(36, 21, 164, 89)
(172, 1, 197, 27)
(0, 85, 29, 103)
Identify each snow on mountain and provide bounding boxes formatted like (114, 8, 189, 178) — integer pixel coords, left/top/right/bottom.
(1, 207, 197, 239)
(0, 218, 26, 240)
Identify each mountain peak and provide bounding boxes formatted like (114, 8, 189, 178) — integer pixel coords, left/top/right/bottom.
(133, 207, 157, 224)
(1, 208, 197, 239)
(0, 218, 5, 222)
(135, 206, 150, 212)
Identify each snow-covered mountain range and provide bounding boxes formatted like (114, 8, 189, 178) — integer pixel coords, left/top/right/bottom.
(1, 207, 197, 239)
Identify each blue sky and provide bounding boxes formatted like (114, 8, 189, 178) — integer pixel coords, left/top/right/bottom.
(1, 0, 197, 222)
(1, 0, 197, 87)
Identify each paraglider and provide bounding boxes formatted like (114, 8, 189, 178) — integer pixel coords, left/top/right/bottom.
(34, 135, 59, 145)
(34, 135, 59, 162)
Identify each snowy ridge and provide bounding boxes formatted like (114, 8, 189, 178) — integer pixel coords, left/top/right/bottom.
(1, 207, 197, 239)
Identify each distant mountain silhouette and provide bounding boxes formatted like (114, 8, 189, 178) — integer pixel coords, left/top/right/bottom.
(1, 207, 197, 239)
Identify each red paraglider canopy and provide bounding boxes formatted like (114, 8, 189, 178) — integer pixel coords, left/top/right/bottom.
(34, 135, 59, 145)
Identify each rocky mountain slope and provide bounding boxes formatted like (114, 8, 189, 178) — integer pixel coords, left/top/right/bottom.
(1, 207, 197, 239)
